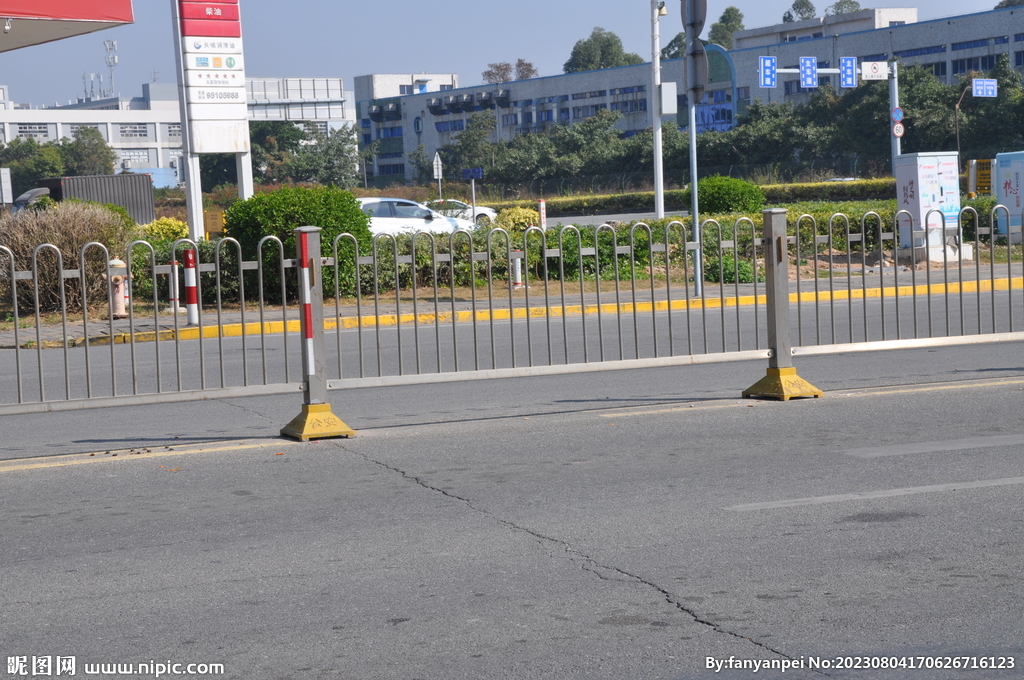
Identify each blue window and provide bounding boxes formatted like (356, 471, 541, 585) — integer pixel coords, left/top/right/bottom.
(893, 45, 946, 59)
(995, 36, 1010, 45)
(434, 120, 465, 133)
(377, 164, 405, 176)
(952, 39, 989, 51)
(501, 113, 519, 126)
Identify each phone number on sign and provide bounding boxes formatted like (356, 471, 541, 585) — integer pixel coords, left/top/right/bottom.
(808, 656, 1016, 671)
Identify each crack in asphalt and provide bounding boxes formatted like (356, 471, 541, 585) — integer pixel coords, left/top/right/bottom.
(339, 442, 831, 676)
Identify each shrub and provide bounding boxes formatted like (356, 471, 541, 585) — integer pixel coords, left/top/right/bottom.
(142, 217, 189, 243)
(224, 186, 371, 299)
(494, 207, 540, 236)
(684, 176, 765, 214)
(0, 201, 141, 314)
(704, 254, 763, 284)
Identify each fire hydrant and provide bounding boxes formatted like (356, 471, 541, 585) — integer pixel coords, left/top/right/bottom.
(107, 258, 128, 319)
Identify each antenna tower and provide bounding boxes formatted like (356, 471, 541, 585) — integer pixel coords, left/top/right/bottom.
(103, 40, 118, 98)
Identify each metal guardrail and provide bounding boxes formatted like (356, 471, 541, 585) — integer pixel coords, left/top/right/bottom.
(2, 207, 1023, 416)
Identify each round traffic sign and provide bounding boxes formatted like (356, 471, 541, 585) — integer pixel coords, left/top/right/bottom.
(892, 107, 904, 123)
(893, 122, 905, 138)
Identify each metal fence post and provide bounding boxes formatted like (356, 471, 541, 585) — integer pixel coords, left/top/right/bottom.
(743, 209, 823, 401)
(281, 226, 355, 441)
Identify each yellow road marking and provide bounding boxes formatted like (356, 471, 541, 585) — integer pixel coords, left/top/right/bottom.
(0, 438, 304, 473)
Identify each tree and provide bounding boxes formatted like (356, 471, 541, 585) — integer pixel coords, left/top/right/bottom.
(0, 137, 65, 195)
(708, 7, 744, 50)
(59, 127, 117, 176)
(483, 59, 538, 83)
(439, 112, 497, 173)
(784, 0, 816, 22)
(563, 27, 643, 74)
(250, 120, 310, 183)
(482, 62, 513, 84)
(661, 32, 686, 60)
(515, 59, 538, 81)
(995, 0, 1024, 8)
(824, 0, 862, 15)
(285, 123, 361, 188)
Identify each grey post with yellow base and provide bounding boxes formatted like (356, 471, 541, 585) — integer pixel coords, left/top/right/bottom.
(743, 209, 823, 401)
(281, 226, 355, 440)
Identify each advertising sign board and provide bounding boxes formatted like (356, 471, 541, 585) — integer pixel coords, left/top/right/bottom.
(175, 1, 249, 153)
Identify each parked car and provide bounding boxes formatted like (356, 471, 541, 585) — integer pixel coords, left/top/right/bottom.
(356, 197, 476, 235)
(422, 199, 497, 226)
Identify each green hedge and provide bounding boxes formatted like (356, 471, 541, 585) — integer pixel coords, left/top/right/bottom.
(484, 178, 897, 216)
(224, 186, 371, 300)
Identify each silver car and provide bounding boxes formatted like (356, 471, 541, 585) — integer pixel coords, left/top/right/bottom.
(356, 197, 476, 235)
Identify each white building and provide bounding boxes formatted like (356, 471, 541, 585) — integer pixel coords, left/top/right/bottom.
(355, 53, 738, 186)
(357, 5, 1024, 185)
(0, 78, 354, 187)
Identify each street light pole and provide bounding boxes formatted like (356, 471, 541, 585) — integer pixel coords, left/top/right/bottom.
(955, 84, 970, 171)
(651, 0, 666, 219)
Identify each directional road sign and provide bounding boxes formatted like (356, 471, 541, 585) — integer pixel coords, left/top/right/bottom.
(800, 57, 818, 89)
(973, 78, 998, 98)
(759, 56, 777, 88)
(839, 57, 857, 88)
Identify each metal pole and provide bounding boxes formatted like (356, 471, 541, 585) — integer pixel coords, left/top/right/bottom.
(471, 178, 477, 225)
(685, 6, 702, 295)
(651, 0, 665, 219)
(889, 61, 900, 172)
(688, 84, 702, 296)
(169, 0, 205, 243)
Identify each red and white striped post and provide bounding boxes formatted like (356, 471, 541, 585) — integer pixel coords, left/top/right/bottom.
(183, 249, 200, 325)
(280, 226, 355, 441)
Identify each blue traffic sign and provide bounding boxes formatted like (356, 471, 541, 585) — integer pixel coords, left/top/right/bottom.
(839, 57, 857, 88)
(892, 107, 904, 123)
(759, 56, 777, 88)
(462, 167, 483, 180)
(973, 78, 998, 98)
(800, 57, 818, 89)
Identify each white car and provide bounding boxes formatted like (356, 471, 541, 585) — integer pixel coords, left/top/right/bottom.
(356, 197, 476, 235)
(422, 199, 497, 226)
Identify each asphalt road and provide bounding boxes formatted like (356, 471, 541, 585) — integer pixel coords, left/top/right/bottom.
(2, 345, 1024, 679)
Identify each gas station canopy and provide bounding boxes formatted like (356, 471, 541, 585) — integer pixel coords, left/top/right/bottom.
(0, 0, 134, 53)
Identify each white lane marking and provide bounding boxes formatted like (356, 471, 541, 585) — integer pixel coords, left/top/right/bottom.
(724, 476, 1024, 511)
(842, 433, 1024, 458)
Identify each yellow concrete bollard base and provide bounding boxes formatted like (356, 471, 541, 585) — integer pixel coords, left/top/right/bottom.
(742, 366, 823, 401)
(280, 403, 355, 441)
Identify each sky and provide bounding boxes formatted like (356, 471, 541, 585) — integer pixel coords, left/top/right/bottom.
(0, 0, 994, 107)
